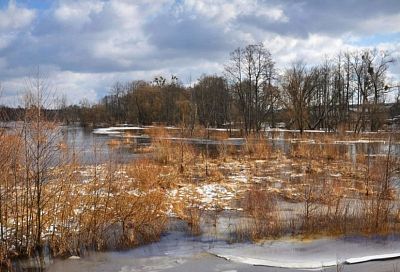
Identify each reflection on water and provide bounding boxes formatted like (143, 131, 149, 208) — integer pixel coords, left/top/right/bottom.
(4, 123, 400, 164)
(269, 136, 400, 159)
(66, 126, 400, 165)
(60, 126, 143, 164)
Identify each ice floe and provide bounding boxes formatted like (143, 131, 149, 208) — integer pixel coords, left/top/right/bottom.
(346, 252, 400, 264)
(208, 237, 400, 269)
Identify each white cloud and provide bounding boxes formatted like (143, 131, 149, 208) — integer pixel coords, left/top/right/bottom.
(0, 33, 14, 50)
(263, 34, 353, 68)
(0, 0, 399, 105)
(0, 0, 35, 53)
(179, 0, 288, 25)
(359, 13, 400, 34)
(253, 4, 288, 22)
(54, 1, 104, 28)
(0, 0, 35, 30)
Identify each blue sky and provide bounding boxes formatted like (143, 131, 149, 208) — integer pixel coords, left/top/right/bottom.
(4, 0, 51, 8)
(352, 33, 400, 47)
(0, 0, 399, 105)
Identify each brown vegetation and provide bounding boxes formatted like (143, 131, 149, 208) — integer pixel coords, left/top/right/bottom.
(2, 105, 400, 268)
(0, 120, 170, 269)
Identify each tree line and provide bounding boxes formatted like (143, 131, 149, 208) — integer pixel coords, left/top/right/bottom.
(3, 44, 400, 133)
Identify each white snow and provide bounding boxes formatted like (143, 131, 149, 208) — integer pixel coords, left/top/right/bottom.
(207, 128, 240, 132)
(93, 126, 146, 135)
(68, 256, 81, 260)
(196, 184, 230, 204)
(228, 175, 248, 183)
(93, 126, 182, 135)
(334, 139, 387, 144)
(346, 253, 400, 264)
(211, 253, 337, 269)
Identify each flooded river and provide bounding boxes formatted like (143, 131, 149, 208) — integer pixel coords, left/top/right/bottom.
(60, 126, 141, 164)
(64, 126, 400, 165)
(9, 125, 400, 271)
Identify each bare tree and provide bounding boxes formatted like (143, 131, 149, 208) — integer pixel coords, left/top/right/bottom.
(280, 62, 320, 133)
(225, 43, 277, 133)
(193, 75, 230, 128)
(349, 49, 394, 132)
(22, 70, 61, 263)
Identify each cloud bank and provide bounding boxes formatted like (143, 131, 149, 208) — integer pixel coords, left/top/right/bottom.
(0, 0, 399, 105)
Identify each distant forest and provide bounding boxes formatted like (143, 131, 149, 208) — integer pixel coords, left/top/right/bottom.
(2, 44, 400, 133)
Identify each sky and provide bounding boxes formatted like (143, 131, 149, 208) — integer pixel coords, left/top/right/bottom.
(0, 0, 399, 106)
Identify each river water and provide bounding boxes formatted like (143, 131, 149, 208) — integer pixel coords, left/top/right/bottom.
(63, 126, 400, 164)
(60, 126, 141, 164)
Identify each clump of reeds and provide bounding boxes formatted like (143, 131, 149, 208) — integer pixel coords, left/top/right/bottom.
(292, 141, 339, 161)
(291, 142, 308, 159)
(172, 193, 203, 236)
(149, 127, 174, 164)
(126, 159, 172, 189)
(230, 185, 281, 242)
(242, 133, 271, 159)
(184, 207, 202, 236)
(149, 127, 198, 173)
(106, 138, 121, 148)
(209, 129, 230, 141)
(44, 158, 169, 256)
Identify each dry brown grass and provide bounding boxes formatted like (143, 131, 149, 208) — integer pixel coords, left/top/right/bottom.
(147, 126, 171, 138)
(216, 142, 238, 161)
(171, 191, 203, 236)
(3, 121, 400, 265)
(187, 126, 231, 140)
(291, 142, 344, 161)
(183, 206, 202, 236)
(209, 129, 230, 140)
(106, 138, 121, 148)
(227, 139, 400, 241)
(126, 159, 173, 189)
(0, 132, 171, 264)
(151, 134, 198, 174)
(230, 185, 282, 242)
(43, 159, 170, 257)
(242, 134, 271, 159)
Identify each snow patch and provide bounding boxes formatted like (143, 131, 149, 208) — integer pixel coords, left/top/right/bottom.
(228, 175, 248, 183)
(346, 253, 400, 264)
(211, 252, 337, 269)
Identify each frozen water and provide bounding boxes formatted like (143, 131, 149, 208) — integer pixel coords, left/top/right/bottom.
(44, 232, 400, 272)
(210, 236, 400, 269)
